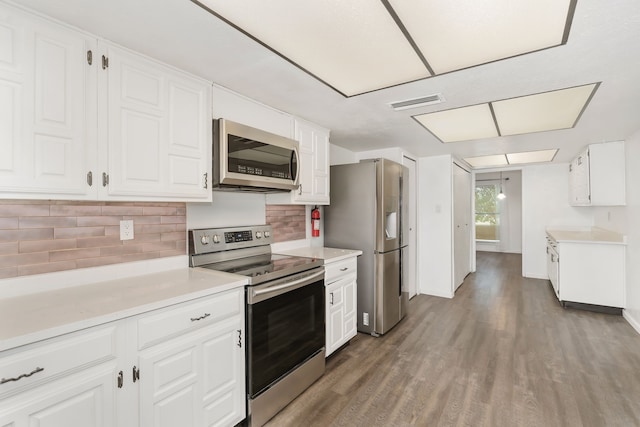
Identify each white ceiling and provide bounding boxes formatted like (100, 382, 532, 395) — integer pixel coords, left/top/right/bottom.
(11, 0, 640, 163)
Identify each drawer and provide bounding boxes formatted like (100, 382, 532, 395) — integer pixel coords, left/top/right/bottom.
(0, 325, 118, 397)
(137, 288, 243, 349)
(325, 257, 357, 284)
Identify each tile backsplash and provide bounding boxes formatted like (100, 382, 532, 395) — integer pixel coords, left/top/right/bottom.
(266, 205, 306, 242)
(0, 200, 186, 280)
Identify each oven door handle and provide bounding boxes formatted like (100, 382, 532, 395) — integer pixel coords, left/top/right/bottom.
(251, 270, 324, 299)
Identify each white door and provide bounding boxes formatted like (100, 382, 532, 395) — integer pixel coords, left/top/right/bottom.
(453, 163, 472, 291)
(403, 156, 418, 298)
(0, 4, 97, 199)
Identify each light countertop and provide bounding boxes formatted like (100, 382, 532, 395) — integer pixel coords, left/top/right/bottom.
(546, 227, 626, 245)
(0, 268, 246, 352)
(276, 247, 363, 263)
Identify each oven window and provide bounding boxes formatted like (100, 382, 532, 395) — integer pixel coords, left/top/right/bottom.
(248, 280, 324, 396)
(227, 134, 296, 180)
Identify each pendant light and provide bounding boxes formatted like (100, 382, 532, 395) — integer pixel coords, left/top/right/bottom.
(497, 171, 506, 200)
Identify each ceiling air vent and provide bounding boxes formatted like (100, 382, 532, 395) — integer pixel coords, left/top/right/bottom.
(389, 93, 444, 111)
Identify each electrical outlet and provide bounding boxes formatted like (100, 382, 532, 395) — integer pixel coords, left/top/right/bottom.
(120, 220, 134, 241)
(363, 312, 369, 326)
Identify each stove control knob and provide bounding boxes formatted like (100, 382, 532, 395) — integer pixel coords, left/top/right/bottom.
(264, 231, 271, 238)
(255, 231, 262, 239)
(212, 234, 220, 244)
(200, 235, 210, 245)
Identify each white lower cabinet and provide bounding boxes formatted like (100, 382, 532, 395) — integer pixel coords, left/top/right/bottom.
(325, 257, 357, 357)
(0, 288, 246, 427)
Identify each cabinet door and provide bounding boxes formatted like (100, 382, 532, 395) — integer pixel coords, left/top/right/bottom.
(569, 149, 590, 205)
(291, 120, 330, 205)
(325, 280, 345, 356)
(0, 4, 97, 199)
(137, 305, 245, 427)
(0, 363, 116, 427)
(343, 276, 358, 341)
(102, 43, 211, 201)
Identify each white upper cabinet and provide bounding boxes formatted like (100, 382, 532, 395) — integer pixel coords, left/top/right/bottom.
(0, 4, 212, 202)
(0, 4, 98, 199)
(101, 43, 212, 201)
(291, 119, 330, 205)
(568, 141, 625, 206)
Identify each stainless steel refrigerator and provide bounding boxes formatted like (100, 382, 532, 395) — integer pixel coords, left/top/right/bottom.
(324, 158, 408, 336)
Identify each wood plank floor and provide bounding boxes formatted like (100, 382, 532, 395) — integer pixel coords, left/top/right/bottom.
(265, 252, 640, 427)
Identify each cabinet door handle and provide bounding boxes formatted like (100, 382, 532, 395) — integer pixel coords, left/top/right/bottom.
(132, 366, 140, 383)
(1, 367, 44, 384)
(117, 371, 124, 389)
(551, 254, 556, 263)
(298, 184, 302, 195)
(330, 292, 334, 305)
(87, 171, 93, 187)
(546, 246, 549, 254)
(203, 172, 208, 189)
(102, 172, 109, 187)
(190, 313, 210, 322)
(237, 329, 242, 348)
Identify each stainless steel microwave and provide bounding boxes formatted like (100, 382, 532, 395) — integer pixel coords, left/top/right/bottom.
(213, 118, 300, 192)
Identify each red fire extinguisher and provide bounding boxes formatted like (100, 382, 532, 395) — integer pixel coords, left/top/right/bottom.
(311, 206, 320, 238)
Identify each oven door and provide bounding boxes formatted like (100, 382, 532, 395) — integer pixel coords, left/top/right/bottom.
(246, 268, 325, 398)
(214, 118, 300, 191)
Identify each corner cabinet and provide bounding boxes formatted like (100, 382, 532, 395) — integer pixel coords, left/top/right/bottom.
(324, 256, 357, 357)
(0, 288, 246, 427)
(568, 141, 625, 206)
(0, 3, 212, 202)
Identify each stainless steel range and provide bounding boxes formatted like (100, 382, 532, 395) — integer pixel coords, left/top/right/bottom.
(189, 225, 325, 427)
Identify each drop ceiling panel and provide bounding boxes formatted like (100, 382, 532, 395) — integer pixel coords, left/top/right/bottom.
(388, 0, 575, 74)
(464, 154, 508, 168)
(493, 83, 597, 136)
(196, 0, 430, 96)
(414, 104, 498, 143)
(506, 149, 558, 164)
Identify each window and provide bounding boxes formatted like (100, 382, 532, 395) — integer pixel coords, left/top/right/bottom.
(475, 184, 500, 241)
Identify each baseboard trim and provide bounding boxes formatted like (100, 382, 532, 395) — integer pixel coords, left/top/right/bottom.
(623, 310, 640, 336)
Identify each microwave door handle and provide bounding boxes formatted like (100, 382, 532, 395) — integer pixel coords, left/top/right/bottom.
(291, 147, 300, 187)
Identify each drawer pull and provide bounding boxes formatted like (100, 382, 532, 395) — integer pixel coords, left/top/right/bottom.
(190, 313, 211, 322)
(340, 267, 348, 271)
(1, 367, 44, 384)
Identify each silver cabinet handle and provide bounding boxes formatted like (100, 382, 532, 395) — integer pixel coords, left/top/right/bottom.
(330, 292, 334, 305)
(117, 370, 123, 388)
(190, 313, 210, 322)
(1, 367, 44, 384)
(340, 267, 348, 272)
(237, 329, 242, 348)
(132, 366, 140, 383)
(203, 172, 208, 189)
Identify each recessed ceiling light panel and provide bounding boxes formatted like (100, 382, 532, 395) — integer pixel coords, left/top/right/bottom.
(493, 83, 598, 136)
(463, 154, 509, 168)
(196, 0, 430, 96)
(385, 0, 576, 74)
(414, 104, 498, 143)
(506, 149, 558, 164)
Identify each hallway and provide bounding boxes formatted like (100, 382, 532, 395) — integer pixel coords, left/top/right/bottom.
(266, 252, 640, 426)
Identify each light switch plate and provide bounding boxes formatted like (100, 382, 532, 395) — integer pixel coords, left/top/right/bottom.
(120, 220, 134, 240)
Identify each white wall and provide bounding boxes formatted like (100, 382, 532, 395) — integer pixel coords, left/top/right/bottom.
(187, 192, 267, 229)
(417, 155, 453, 298)
(330, 144, 358, 165)
(475, 170, 523, 254)
(521, 163, 594, 279)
